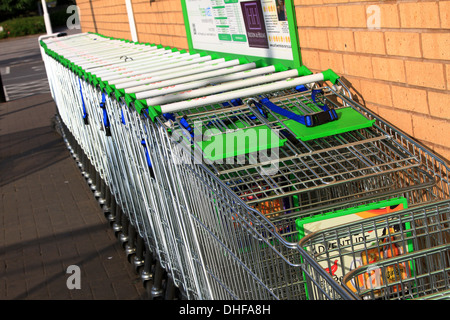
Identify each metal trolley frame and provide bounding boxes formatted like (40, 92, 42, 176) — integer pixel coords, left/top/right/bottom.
(39, 32, 450, 300)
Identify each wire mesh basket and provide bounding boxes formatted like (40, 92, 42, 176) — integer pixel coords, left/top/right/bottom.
(40, 32, 450, 300)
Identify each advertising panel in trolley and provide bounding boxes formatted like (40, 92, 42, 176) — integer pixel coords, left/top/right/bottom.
(297, 198, 415, 298)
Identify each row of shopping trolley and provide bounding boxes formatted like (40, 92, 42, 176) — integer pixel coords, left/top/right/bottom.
(39, 32, 450, 300)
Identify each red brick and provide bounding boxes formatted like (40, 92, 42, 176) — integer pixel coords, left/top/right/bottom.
(322, 0, 349, 3)
(299, 49, 321, 71)
(431, 145, 450, 164)
(318, 51, 344, 74)
(343, 54, 373, 78)
(377, 106, 413, 135)
(421, 33, 450, 61)
(313, 6, 339, 27)
(374, 3, 400, 28)
(440, 1, 450, 29)
(354, 31, 385, 55)
(372, 57, 406, 83)
(295, 0, 323, 5)
(412, 115, 450, 146)
(295, 7, 315, 27)
(359, 80, 392, 107)
(337, 5, 367, 28)
(391, 86, 429, 114)
(327, 30, 355, 52)
(399, 2, 440, 29)
(298, 29, 329, 50)
(405, 61, 446, 90)
(447, 65, 450, 90)
(428, 91, 450, 120)
(385, 32, 422, 58)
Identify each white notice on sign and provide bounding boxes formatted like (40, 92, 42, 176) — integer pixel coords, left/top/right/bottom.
(185, 0, 293, 61)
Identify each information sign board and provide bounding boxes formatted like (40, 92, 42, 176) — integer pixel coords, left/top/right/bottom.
(181, 0, 302, 68)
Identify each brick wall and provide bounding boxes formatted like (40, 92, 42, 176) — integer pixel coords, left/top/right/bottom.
(76, 0, 188, 48)
(296, 0, 450, 163)
(75, 0, 450, 162)
(76, 0, 131, 39)
(132, 0, 188, 49)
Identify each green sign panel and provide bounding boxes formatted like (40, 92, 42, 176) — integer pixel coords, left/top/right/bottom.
(181, 0, 302, 69)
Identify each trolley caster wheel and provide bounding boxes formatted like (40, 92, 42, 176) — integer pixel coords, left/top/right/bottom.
(125, 240, 136, 261)
(93, 182, 102, 197)
(87, 175, 94, 186)
(150, 262, 167, 300)
(94, 191, 102, 199)
(112, 222, 122, 235)
(142, 277, 154, 300)
(125, 245, 136, 262)
(133, 256, 145, 274)
(141, 249, 155, 283)
(151, 288, 165, 300)
(106, 213, 116, 225)
(126, 252, 136, 265)
(102, 204, 111, 214)
(104, 200, 115, 223)
(132, 238, 145, 274)
(150, 277, 167, 300)
(141, 269, 153, 283)
(103, 207, 114, 220)
(119, 233, 129, 247)
(119, 219, 130, 247)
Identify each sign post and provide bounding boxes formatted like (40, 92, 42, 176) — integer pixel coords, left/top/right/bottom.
(41, 0, 53, 35)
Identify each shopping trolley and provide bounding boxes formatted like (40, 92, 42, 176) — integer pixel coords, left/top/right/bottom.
(40, 32, 177, 284)
(41, 32, 358, 300)
(142, 61, 450, 300)
(40, 33, 333, 300)
(159, 75, 447, 229)
(120, 66, 356, 299)
(40, 31, 450, 300)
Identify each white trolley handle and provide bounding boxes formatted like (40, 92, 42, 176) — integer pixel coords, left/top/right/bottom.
(154, 69, 339, 114)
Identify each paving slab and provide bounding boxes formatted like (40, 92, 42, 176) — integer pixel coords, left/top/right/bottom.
(0, 31, 147, 300)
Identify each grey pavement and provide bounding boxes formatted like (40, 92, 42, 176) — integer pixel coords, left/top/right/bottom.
(0, 29, 148, 299)
(1, 34, 50, 101)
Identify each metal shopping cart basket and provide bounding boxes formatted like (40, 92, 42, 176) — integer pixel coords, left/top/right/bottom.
(158, 73, 448, 230)
(40, 32, 450, 300)
(145, 63, 450, 300)
(40, 32, 357, 300)
(117, 68, 359, 300)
